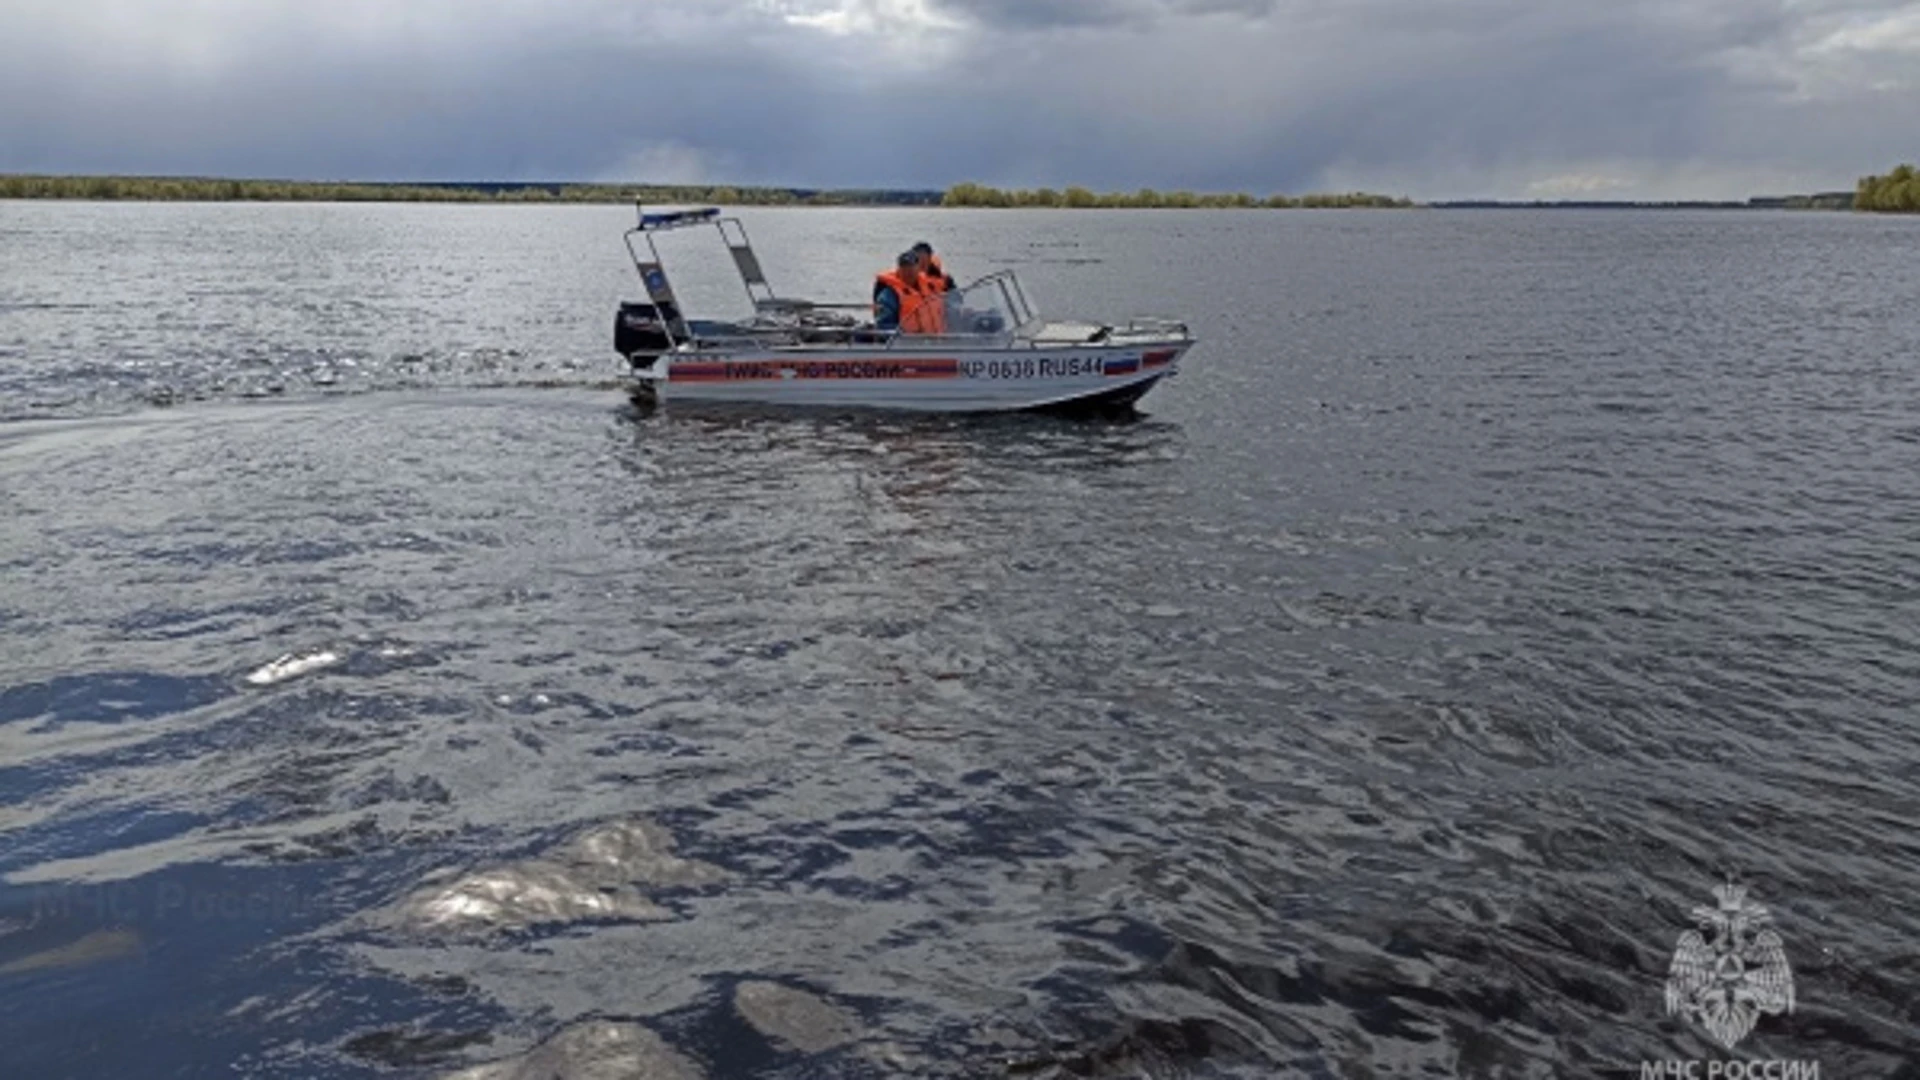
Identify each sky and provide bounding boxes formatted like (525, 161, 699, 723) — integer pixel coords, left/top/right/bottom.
(0, 0, 1915, 200)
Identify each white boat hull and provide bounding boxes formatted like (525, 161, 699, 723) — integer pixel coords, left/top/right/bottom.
(613, 207, 1195, 413)
(633, 342, 1189, 412)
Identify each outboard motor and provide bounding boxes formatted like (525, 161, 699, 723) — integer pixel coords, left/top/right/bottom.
(614, 300, 679, 371)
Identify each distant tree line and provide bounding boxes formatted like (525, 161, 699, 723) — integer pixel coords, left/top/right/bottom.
(1751, 193, 1853, 210)
(0, 174, 1420, 208)
(0, 175, 944, 206)
(1855, 165, 1920, 213)
(940, 182, 1413, 208)
(13, 172, 1917, 212)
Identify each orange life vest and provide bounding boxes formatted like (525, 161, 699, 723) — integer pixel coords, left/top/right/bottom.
(874, 270, 946, 334)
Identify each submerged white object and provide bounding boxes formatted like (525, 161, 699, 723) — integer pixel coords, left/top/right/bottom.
(243, 649, 341, 686)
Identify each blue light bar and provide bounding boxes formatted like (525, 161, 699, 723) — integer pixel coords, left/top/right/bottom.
(636, 206, 722, 230)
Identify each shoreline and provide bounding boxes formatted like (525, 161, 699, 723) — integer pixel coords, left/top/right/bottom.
(0, 175, 1411, 209)
(0, 175, 939, 207)
(2, 175, 1909, 212)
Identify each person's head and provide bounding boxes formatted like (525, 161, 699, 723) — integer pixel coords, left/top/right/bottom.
(896, 250, 921, 281)
(912, 241, 935, 265)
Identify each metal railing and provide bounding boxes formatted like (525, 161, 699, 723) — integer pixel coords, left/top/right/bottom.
(621, 205, 1191, 356)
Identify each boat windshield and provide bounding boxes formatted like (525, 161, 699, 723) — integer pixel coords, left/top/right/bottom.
(941, 271, 1037, 337)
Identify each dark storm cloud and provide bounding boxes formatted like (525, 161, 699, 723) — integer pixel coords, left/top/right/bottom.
(908, 0, 1920, 197)
(0, 6, 849, 184)
(1, 0, 1915, 197)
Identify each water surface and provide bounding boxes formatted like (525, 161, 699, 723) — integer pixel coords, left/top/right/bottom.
(2, 203, 1917, 1077)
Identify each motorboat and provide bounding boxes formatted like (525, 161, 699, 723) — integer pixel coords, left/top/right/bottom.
(613, 206, 1194, 412)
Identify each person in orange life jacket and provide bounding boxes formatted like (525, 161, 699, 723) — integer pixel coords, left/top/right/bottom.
(873, 251, 946, 334)
(871, 251, 920, 330)
(912, 241, 956, 294)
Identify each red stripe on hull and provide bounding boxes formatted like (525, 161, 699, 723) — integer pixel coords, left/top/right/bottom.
(671, 358, 961, 383)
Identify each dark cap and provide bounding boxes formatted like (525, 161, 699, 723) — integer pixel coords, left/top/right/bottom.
(897, 250, 920, 268)
(911, 241, 934, 255)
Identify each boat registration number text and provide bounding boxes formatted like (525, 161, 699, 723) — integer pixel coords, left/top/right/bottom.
(959, 356, 1104, 379)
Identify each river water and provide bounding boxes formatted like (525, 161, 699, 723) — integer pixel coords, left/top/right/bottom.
(1, 203, 1916, 1078)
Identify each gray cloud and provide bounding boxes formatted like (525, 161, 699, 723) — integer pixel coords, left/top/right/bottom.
(928, 0, 1280, 29)
(932, 0, 1156, 29)
(0, 0, 1914, 198)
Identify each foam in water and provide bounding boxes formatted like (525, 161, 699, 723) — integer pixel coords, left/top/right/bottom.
(392, 819, 733, 937)
(439, 1020, 705, 1080)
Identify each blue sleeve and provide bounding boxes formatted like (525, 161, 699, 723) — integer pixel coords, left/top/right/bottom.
(874, 286, 900, 329)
